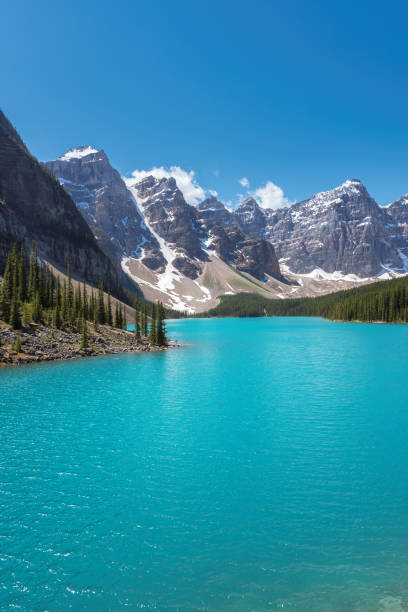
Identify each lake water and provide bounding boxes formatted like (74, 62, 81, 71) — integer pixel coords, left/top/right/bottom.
(0, 317, 408, 611)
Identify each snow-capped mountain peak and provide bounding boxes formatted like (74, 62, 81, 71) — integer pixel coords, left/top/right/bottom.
(237, 196, 261, 210)
(302, 178, 368, 210)
(58, 146, 100, 161)
(197, 196, 227, 212)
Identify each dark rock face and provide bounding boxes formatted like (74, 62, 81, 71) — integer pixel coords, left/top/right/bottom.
(44, 147, 165, 275)
(130, 176, 209, 278)
(172, 256, 201, 279)
(208, 225, 281, 281)
(235, 236, 282, 280)
(196, 197, 234, 229)
(386, 195, 408, 261)
(263, 180, 402, 276)
(235, 197, 266, 237)
(134, 176, 206, 260)
(196, 180, 408, 278)
(0, 111, 123, 295)
(201, 179, 406, 278)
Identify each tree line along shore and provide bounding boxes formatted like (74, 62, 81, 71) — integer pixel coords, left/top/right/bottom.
(190, 274, 408, 323)
(0, 243, 168, 366)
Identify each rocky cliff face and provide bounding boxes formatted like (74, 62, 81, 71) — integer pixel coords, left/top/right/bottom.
(0, 111, 124, 295)
(127, 175, 208, 279)
(197, 180, 408, 279)
(386, 195, 408, 262)
(262, 179, 404, 276)
(195, 202, 280, 281)
(235, 197, 266, 237)
(203, 179, 406, 278)
(196, 197, 234, 228)
(207, 225, 281, 280)
(44, 147, 164, 275)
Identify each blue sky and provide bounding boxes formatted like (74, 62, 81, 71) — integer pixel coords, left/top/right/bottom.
(2, 0, 408, 208)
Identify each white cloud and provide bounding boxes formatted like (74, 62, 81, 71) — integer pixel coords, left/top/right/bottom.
(209, 190, 218, 197)
(239, 177, 250, 188)
(251, 181, 293, 210)
(130, 166, 206, 205)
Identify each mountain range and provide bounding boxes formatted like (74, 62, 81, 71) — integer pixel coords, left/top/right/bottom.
(45, 145, 408, 312)
(2, 108, 408, 313)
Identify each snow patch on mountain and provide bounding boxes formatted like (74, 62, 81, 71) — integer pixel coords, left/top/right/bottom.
(124, 179, 212, 311)
(59, 146, 99, 160)
(300, 268, 370, 283)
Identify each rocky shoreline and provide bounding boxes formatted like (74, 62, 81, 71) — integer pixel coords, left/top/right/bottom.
(0, 323, 177, 367)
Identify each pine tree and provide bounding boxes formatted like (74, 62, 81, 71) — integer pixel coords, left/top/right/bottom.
(13, 332, 21, 353)
(134, 297, 141, 338)
(22, 303, 31, 327)
(93, 299, 99, 330)
(45, 265, 54, 309)
(1, 251, 13, 321)
(55, 277, 61, 309)
(67, 259, 74, 311)
(18, 244, 27, 303)
(156, 301, 167, 346)
(52, 302, 61, 329)
(9, 293, 21, 329)
(148, 304, 156, 343)
(80, 280, 87, 321)
(61, 279, 68, 327)
(80, 317, 89, 348)
(107, 292, 113, 326)
(74, 284, 82, 320)
(31, 291, 42, 323)
(143, 303, 148, 336)
(89, 290, 95, 323)
(28, 245, 40, 301)
(0, 283, 9, 323)
(114, 302, 120, 328)
(97, 282, 106, 324)
(140, 305, 145, 336)
(39, 264, 46, 307)
(10, 244, 19, 302)
(122, 304, 126, 329)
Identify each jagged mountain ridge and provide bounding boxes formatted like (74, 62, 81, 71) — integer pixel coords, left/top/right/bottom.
(200, 180, 408, 279)
(0, 111, 127, 298)
(263, 179, 405, 277)
(45, 143, 408, 312)
(46, 148, 282, 311)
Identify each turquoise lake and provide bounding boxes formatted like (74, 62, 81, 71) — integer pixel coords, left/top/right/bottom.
(1, 317, 408, 610)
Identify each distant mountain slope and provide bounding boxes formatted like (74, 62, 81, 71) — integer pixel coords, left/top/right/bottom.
(386, 194, 408, 263)
(204, 180, 408, 278)
(201, 273, 408, 323)
(196, 189, 408, 282)
(0, 110, 128, 297)
(263, 179, 404, 277)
